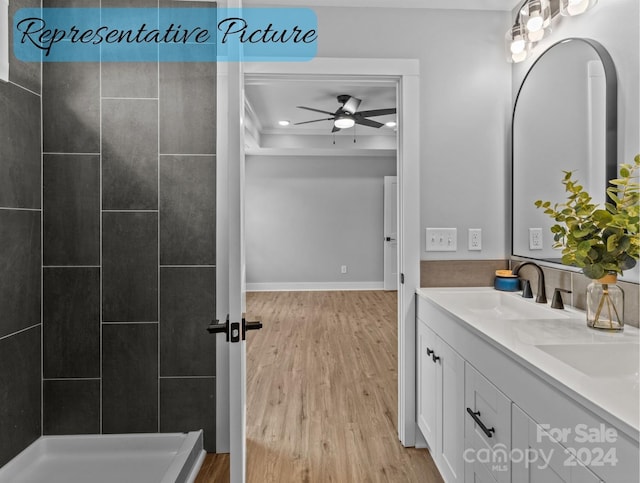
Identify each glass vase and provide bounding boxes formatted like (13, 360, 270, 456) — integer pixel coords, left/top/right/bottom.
(586, 273, 624, 331)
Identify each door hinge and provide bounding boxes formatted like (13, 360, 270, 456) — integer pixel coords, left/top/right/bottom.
(400, 273, 405, 284)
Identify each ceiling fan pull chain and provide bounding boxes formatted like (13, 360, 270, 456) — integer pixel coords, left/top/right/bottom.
(333, 132, 336, 145)
(353, 125, 357, 143)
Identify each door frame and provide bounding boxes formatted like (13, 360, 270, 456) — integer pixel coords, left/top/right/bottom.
(216, 57, 421, 453)
(384, 175, 399, 291)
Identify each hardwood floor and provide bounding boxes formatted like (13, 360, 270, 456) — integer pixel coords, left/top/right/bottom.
(195, 291, 443, 483)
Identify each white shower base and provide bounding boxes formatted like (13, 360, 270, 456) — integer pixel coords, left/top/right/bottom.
(0, 431, 205, 483)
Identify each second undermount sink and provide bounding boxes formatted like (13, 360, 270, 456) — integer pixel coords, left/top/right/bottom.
(432, 290, 570, 320)
(536, 343, 640, 378)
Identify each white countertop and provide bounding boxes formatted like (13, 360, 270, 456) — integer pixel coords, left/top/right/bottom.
(416, 287, 640, 439)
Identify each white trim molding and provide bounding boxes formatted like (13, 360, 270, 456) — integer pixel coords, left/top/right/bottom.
(246, 281, 385, 292)
(0, 0, 9, 82)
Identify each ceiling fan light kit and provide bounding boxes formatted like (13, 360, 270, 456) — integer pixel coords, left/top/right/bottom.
(295, 94, 396, 133)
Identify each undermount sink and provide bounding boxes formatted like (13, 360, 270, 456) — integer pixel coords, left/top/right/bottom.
(536, 343, 640, 378)
(432, 290, 570, 320)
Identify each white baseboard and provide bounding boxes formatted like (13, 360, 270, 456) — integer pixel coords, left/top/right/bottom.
(246, 281, 385, 292)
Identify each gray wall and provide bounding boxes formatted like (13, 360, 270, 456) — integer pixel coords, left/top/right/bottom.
(0, 0, 42, 467)
(314, 7, 512, 261)
(245, 155, 396, 289)
(39, 1, 217, 451)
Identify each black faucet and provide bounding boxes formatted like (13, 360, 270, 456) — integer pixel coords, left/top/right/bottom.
(512, 262, 547, 304)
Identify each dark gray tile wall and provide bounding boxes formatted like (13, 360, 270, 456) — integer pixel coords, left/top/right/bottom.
(0, 82, 41, 209)
(42, 63, 100, 154)
(43, 380, 101, 435)
(0, 17, 42, 464)
(38, 4, 217, 447)
(160, 156, 216, 265)
(102, 100, 159, 210)
(160, 63, 216, 155)
(0, 327, 41, 466)
(0, 211, 41, 338)
(102, 212, 159, 322)
(43, 268, 100, 378)
(160, 378, 216, 451)
(103, 324, 159, 433)
(43, 155, 100, 265)
(8, 0, 41, 94)
(161, 268, 216, 376)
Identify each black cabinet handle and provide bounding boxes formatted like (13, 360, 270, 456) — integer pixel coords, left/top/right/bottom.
(466, 408, 495, 438)
(432, 354, 440, 363)
(427, 348, 434, 356)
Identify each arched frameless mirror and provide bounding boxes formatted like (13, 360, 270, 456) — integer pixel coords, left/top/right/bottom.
(512, 38, 617, 266)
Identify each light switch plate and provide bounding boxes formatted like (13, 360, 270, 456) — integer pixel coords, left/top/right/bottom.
(426, 228, 457, 252)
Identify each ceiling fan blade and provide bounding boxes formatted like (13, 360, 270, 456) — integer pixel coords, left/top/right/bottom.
(355, 108, 397, 117)
(294, 118, 334, 125)
(354, 117, 384, 128)
(297, 106, 336, 116)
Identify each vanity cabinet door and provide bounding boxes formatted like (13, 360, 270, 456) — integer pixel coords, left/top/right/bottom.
(436, 339, 465, 483)
(417, 320, 438, 449)
(464, 363, 511, 483)
(512, 405, 601, 483)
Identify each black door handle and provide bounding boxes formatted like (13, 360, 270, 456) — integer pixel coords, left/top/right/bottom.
(385, 236, 396, 242)
(207, 316, 229, 341)
(242, 318, 262, 340)
(426, 348, 434, 356)
(466, 408, 495, 438)
(432, 354, 440, 363)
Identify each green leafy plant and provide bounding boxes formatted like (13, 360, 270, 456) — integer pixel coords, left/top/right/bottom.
(535, 154, 640, 279)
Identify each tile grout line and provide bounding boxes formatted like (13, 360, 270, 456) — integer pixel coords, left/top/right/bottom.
(0, 323, 41, 343)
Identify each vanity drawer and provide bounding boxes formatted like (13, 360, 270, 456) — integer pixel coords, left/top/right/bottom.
(465, 362, 512, 483)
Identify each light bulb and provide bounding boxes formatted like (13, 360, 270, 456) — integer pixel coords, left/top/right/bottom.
(278, 120, 290, 126)
(526, 14, 544, 32)
(511, 50, 528, 63)
(510, 39, 526, 55)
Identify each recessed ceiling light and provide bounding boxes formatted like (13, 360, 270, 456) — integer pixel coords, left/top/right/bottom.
(278, 120, 290, 126)
(385, 121, 397, 128)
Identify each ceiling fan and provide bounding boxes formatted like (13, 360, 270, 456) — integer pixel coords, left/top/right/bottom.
(294, 95, 396, 132)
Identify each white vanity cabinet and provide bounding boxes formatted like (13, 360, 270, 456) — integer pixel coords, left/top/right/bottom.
(416, 289, 639, 483)
(512, 404, 600, 483)
(417, 318, 465, 483)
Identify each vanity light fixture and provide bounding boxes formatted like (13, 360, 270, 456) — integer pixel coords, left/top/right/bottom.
(334, 115, 355, 129)
(278, 120, 291, 126)
(0, 0, 8, 82)
(506, 0, 597, 63)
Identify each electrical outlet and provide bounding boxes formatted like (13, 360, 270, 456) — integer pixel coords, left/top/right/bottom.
(529, 228, 543, 250)
(468, 228, 482, 251)
(341, 265, 348, 274)
(425, 228, 457, 252)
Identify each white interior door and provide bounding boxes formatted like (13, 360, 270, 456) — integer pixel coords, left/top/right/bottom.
(383, 176, 398, 290)
(216, 1, 249, 479)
